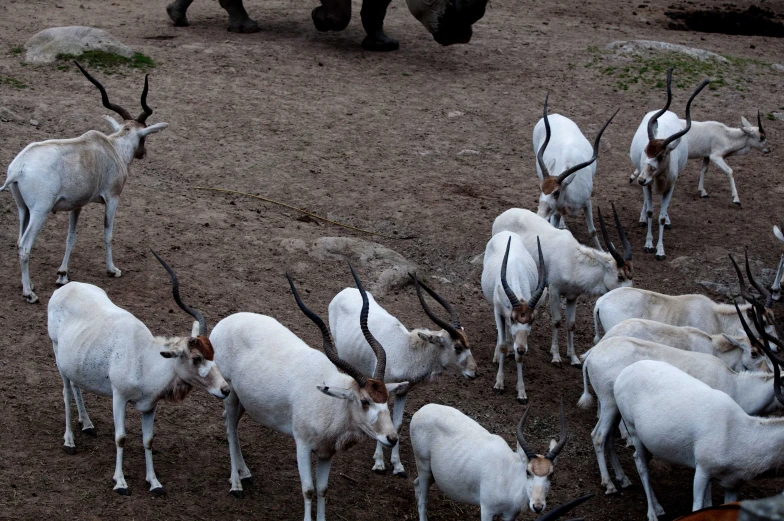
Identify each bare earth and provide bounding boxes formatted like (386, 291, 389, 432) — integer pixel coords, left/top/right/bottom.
(1, 0, 784, 519)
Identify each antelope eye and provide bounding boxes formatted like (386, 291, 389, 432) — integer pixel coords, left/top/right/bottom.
(553, 190, 560, 199)
(193, 356, 203, 365)
(751, 352, 759, 359)
(526, 470, 533, 478)
(360, 399, 370, 408)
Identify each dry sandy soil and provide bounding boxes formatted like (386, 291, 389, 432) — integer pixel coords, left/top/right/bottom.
(2, 0, 784, 519)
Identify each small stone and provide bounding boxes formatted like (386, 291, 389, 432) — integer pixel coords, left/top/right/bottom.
(29, 119, 39, 126)
(773, 64, 784, 72)
(457, 149, 480, 156)
(447, 110, 464, 118)
(0, 107, 22, 122)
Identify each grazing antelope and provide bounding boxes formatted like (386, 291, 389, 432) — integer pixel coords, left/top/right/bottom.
(630, 68, 709, 260)
(210, 266, 408, 521)
(410, 401, 568, 520)
(2, 63, 168, 303)
(481, 232, 547, 403)
(492, 205, 632, 366)
(329, 273, 477, 477)
(48, 251, 229, 495)
(601, 319, 768, 373)
(615, 307, 784, 521)
(533, 92, 619, 250)
(594, 249, 778, 343)
(682, 111, 769, 205)
(578, 336, 780, 495)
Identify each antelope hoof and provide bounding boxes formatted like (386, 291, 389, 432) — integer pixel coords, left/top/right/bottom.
(230, 489, 244, 498)
(107, 268, 122, 278)
(82, 427, 96, 437)
(56, 272, 69, 286)
(114, 487, 130, 496)
(492, 386, 505, 394)
(655, 254, 666, 261)
(664, 224, 672, 230)
(149, 486, 166, 496)
(373, 468, 387, 475)
(619, 476, 633, 488)
(24, 292, 39, 304)
(393, 470, 408, 479)
(241, 475, 254, 484)
(638, 221, 647, 228)
(643, 247, 654, 254)
(517, 397, 528, 405)
(734, 201, 742, 207)
(700, 192, 709, 198)
(605, 485, 618, 495)
(551, 359, 562, 368)
(63, 445, 76, 455)
(571, 361, 583, 368)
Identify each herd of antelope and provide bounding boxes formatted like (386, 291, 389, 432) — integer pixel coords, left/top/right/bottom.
(2, 57, 780, 521)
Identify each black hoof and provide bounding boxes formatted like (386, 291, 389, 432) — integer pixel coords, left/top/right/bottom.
(517, 397, 529, 405)
(638, 221, 647, 228)
(115, 487, 130, 496)
(150, 486, 166, 496)
(230, 489, 244, 498)
(361, 35, 399, 52)
(492, 387, 505, 395)
(63, 445, 76, 455)
(241, 475, 254, 484)
(664, 224, 672, 230)
(373, 468, 387, 475)
(393, 471, 409, 479)
(643, 247, 654, 254)
(552, 360, 562, 368)
(82, 427, 97, 437)
(228, 18, 260, 33)
(700, 194, 709, 199)
(655, 255, 666, 261)
(571, 362, 583, 369)
(734, 201, 742, 207)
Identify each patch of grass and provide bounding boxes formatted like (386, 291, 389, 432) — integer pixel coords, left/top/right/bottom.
(56, 50, 154, 72)
(768, 113, 777, 121)
(10, 45, 23, 56)
(1, 76, 26, 89)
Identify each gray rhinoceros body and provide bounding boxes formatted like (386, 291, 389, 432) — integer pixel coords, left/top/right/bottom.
(166, 0, 486, 51)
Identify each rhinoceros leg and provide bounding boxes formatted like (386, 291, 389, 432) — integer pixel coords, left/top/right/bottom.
(166, 0, 194, 26)
(219, 0, 261, 33)
(312, 0, 351, 32)
(360, 0, 399, 51)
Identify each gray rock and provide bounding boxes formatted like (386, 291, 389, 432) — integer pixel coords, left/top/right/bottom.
(606, 40, 728, 62)
(773, 64, 784, 72)
(457, 149, 480, 156)
(29, 119, 39, 127)
(280, 237, 420, 296)
(696, 280, 733, 299)
(0, 107, 22, 122)
(24, 26, 133, 64)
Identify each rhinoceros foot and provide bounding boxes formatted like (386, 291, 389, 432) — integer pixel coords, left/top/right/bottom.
(167, 1, 190, 26)
(228, 17, 260, 33)
(362, 33, 399, 52)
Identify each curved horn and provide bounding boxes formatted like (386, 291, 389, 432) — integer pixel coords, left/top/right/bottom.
(534, 494, 595, 521)
(137, 74, 153, 124)
(730, 253, 761, 306)
(410, 273, 462, 338)
(516, 406, 539, 460)
(286, 274, 367, 386)
(537, 92, 552, 178)
(555, 107, 619, 184)
(349, 264, 386, 381)
(612, 202, 632, 261)
(74, 61, 133, 121)
(501, 237, 523, 310)
(150, 250, 207, 335)
(598, 207, 625, 267)
(737, 303, 784, 405)
(660, 78, 711, 150)
(545, 398, 568, 461)
(527, 237, 547, 309)
(758, 108, 766, 138)
(744, 247, 773, 308)
(647, 67, 673, 141)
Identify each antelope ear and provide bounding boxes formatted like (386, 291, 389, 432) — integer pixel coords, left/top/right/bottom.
(722, 334, 745, 350)
(317, 385, 355, 401)
(741, 116, 753, 128)
(103, 115, 122, 132)
(191, 320, 200, 337)
(548, 439, 557, 452)
(385, 381, 411, 395)
(418, 332, 445, 347)
(139, 122, 169, 137)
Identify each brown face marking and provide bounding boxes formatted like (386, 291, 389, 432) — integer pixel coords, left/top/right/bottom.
(363, 378, 389, 403)
(512, 305, 534, 325)
(452, 328, 470, 351)
(529, 457, 554, 477)
(189, 336, 215, 360)
(645, 139, 665, 158)
(619, 263, 633, 281)
(541, 177, 561, 196)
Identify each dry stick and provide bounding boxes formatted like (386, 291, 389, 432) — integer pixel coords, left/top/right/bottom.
(339, 473, 359, 483)
(195, 186, 415, 240)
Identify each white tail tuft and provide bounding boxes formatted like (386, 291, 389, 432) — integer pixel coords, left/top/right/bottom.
(577, 360, 595, 409)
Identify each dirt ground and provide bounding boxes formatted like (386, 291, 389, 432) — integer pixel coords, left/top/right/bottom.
(2, 0, 784, 519)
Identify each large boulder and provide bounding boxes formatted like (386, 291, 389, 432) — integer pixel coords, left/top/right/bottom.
(606, 40, 728, 62)
(24, 26, 133, 64)
(280, 237, 420, 296)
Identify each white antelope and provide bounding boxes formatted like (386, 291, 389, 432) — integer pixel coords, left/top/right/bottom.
(533, 92, 618, 250)
(410, 401, 568, 520)
(771, 222, 784, 302)
(48, 251, 229, 495)
(682, 111, 769, 205)
(616, 338, 784, 520)
(2, 62, 168, 303)
(630, 68, 709, 260)
(601, 318, 769, 372)
(492, 206, 632, 366)
(329, 273, 477, 478)
(578, 334, 780, 495)
(481, 232, 547, 403)
(593, 251, 778, 343)
(210, 266, 408, 521)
